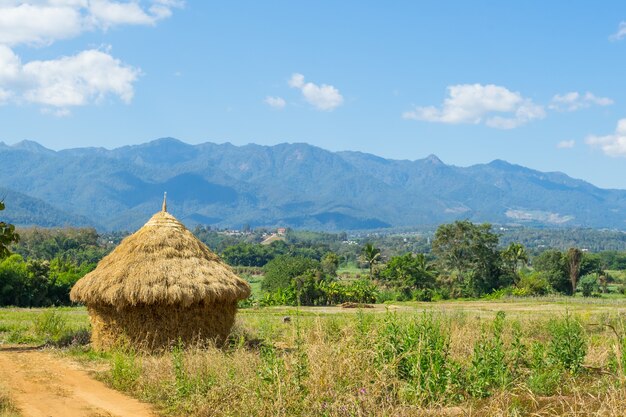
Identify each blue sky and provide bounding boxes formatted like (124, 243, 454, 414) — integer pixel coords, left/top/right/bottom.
(2, 1, 626, 188)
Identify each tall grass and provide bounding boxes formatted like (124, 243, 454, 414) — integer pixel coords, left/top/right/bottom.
(4, 305, 626, 415)
(0, 307, 89, 346)
(71, 309, 626, 416)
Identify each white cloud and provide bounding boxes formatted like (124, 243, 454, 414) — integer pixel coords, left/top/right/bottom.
(0, 1, 181, 112)
(0, 45, 140, 111)
(0, 3, 83, 46)
(88, 0, 180, 29)
(264, 96, 286, 109)
(403, 83, 545, 129)
(549, 91, 613, 112)
(557, 140, 575, 149)
(0, 88, 12, 104)
(41, 107, 71, 117)
(288, 73, 343, 111)
(586, 119, 626, 157)
(88, 0, 158, 27)
(610, 21, 626, 41)
(0, 1, 182, 46)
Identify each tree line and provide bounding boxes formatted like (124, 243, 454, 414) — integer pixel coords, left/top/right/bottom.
(1, 199, 625, 307)
(246, 220, 621, 306)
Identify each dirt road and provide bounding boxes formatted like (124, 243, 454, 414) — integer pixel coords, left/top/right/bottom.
(0, 347, 157, 417)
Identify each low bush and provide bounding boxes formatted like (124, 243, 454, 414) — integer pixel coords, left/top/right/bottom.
(578, 274, 599, 297)
(548, 313, 587, 374)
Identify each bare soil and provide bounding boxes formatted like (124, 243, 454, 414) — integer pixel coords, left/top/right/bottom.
(0, 346, 157, 417)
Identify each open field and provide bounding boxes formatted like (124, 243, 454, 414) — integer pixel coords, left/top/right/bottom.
(3, 299, 626, 416)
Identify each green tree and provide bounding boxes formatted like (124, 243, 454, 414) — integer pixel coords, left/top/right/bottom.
(360, 243, 381, 278)
(262, 255, 321, 292)
(321, 252, 339, 277)
(577, 274, 598, 297)
(222, 242, 276, 267)
(533, 250, 570, 294)
(380, 253, 436, 296)
(0, 201, 19, 259)
(431, 220, 502, 296)
(502, 243, 528, 272)
(0, 254, 28, 305)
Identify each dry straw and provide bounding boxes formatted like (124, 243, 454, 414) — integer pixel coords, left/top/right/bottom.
(71, 199, 250, 351)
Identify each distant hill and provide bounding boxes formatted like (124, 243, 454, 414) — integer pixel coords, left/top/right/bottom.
(0, 186, 95, 228)
(1, 138, 625, 231)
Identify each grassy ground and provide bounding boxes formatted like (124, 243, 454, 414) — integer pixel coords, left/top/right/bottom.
(337, 263, 365, 275)
(608, 270, 626, 283)
(0, 306, 89, 345)
(0, 385, 19, 417)
(4, 300, 626, 416)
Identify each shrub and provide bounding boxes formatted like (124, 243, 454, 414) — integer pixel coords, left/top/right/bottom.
(375, 288, 400, 303)
(548, 313, 587, 374)
(376, 312, 459, 404)
(515, 271, 552, 296)
(411, 288, 433, 302)
(468, 311, 510, 397)
(262, 278, 379, 306)
(108, 350, 141, 391)
(578, 274, 599, 297)
(526, 341, 563, 395)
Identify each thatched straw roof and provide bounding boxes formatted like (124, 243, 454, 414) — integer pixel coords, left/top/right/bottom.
(71, 209, 250, 308)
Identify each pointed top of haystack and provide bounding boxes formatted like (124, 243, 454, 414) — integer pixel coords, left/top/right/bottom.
(162, 192, 167, 212)
(70, 209, 250, 308)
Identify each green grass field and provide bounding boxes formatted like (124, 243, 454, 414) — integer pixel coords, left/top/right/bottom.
(3, 299, 626, 416)
(337, 263, 365, 275)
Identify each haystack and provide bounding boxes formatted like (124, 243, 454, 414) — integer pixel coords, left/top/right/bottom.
(70, 197, 250, 351)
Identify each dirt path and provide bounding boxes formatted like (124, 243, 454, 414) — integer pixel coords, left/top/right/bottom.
(0, 347, 157, 417)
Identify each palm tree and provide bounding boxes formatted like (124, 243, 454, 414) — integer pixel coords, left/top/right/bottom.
(360, 243, 381, 278)
(502, 243, 529, 282)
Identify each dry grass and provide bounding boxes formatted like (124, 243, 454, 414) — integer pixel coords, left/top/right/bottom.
(0, 385, 19, 417)
(79, 306, 626, 417)
(5, 301, 626, 415)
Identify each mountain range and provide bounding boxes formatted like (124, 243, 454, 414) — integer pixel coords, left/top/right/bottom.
(1, 138, 625, 231)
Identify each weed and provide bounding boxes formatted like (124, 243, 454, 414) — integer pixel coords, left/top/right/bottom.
(468, 311, 510, 397)
(34, 309, 68, 343)
(6, 327, 38, 344)
(322, 316, 342, 342)
(548, 312, 587, 374)
(376, 312, 458, 404)
(292, 310, 309, 393)
(0, 389, 18, 417)
(509, 320, 526, 375)
(108, 349, 141, 391)
(257, 343, 284, 385)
